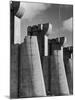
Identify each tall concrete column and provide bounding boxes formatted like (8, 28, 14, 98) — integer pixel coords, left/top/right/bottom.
(54, 47, 69, 95)
(22, 35, 46, 97)
(49, 51, 60, 95)
(10, 1, 26, 98)
(10, 44, 19, 98)
(63, 47, 73, 94)
(19, 37, 33, 98)
(49, 37, 70, 95)
(30, 36, 46, 96)
(26, 23, 52, 96)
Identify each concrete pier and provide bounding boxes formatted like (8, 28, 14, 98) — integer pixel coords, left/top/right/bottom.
(19, 37, 33, 98)
(30, 36, 46, 96)
(48, 37, 70, 95)
(10, 44, 19, 98)
(19, 36, 46, 97)
(63, 47, 73, 94)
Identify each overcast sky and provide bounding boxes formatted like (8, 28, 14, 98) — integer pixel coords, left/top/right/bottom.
(20, 2, 73, 47)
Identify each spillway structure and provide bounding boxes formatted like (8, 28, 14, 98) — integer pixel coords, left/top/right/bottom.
(10, 1, 73, 98)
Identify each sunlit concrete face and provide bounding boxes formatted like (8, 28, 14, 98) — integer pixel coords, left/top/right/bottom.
(14, 16, 21, 44)
(30, 36, 46, 96)
(19, 36, 46, 97)
(63, 47, 73, 94)
(54, 49, 69, 95)
(48, 37, 70, 95)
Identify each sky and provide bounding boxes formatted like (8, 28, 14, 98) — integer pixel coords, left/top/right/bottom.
(18, 2, 73, 47)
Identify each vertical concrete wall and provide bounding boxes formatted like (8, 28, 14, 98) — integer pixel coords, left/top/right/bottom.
(27, 24, 50, 96)
(10, 44, 19, 98)
(19, 36, 46, 97)
(42, 56, 50, 95)
(50, 53, 60, 95)
(54, 48, 69, 95)
(19, 37, 33, 98)
(48, 37, 70, 95)
(30, 36, 46, 96)
(64, 58, 73, 94)
(63, 47, 73, 94)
